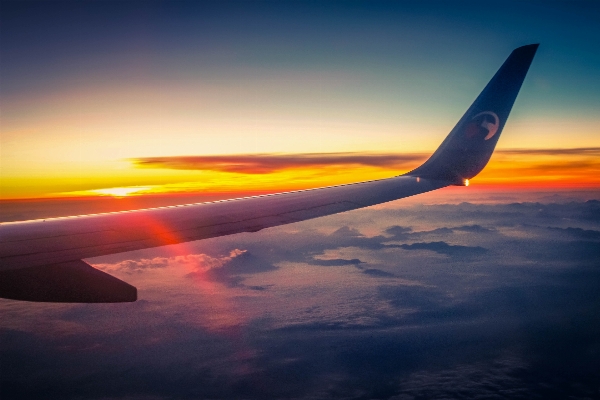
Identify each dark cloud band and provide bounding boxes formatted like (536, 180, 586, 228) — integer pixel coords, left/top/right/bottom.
(131, 153, 426, 174)
(497, 147, 600, 156)
(130, 147, 600, 175)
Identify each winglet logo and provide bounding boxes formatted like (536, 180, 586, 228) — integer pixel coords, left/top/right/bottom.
(476, 111, 499, 140)
(465, 111, 500, 140)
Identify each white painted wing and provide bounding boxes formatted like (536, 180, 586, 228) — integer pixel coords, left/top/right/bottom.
(0, 177, 446, 302)
(0, 44, 539, 302)
(0, 176, 447, 272)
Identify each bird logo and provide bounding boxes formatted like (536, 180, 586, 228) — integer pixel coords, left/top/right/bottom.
(464, 111, 500, 140)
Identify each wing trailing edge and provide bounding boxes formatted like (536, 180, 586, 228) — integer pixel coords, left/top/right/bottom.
(0, 260, 136, 303)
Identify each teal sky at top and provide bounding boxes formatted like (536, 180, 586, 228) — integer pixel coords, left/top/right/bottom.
(2, 0, 599, 153)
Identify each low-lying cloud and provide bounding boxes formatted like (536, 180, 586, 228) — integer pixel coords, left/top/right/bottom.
(97, 253, 229, 273)
(130, 148, 600, 181)
(97, 249, 278, 287)
(497, 147, 600, 156)
(399, 241, 488, 257)
(4, 200, 600, 399)
(132, 153, 425, 174)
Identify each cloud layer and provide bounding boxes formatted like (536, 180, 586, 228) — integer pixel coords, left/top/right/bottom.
(2, 199, 600, 399)
(132, 153, 425, 174)
(132, 148, 600, 175)
(128, 148, 600, 194)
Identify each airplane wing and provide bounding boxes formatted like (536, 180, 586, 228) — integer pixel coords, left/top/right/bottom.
(0, 44, 539, 303)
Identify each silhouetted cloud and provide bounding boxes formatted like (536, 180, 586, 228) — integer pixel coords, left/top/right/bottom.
(132, 153, 424, 174)
(128, 148, 600, 195)
(321, 226, 392, 250)
(132, 148, 600, 174)
(311, 258, 364, 267)
(452, 224, 494, 233)
(384, 225, 413, 239)
(362, 268, 396, 278)
(547, 226, 600, 240)
(497, 147, 600, 156)
(399, 241, 488, 257)
(186, 249, 278, 287)
(520, 239, 600, 263)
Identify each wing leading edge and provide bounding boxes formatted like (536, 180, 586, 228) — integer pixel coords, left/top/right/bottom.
(0, 44, 539, 303)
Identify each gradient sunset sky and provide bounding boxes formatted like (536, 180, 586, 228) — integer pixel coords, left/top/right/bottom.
(1, 1, 599, 200)
(3, 3, 600, 399)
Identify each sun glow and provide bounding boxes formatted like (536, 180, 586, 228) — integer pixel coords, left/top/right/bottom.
(90, 186, 153, 197)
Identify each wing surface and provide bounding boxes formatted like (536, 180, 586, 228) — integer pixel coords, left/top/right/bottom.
(0, 44, 539, 302)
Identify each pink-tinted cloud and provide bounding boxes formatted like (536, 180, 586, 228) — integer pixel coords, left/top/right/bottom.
(96, 251, 243, 274)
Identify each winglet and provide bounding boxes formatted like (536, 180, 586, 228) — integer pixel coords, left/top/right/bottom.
(408, 44, 539, 184)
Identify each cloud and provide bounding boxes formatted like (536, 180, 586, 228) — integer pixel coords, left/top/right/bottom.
(186, 249, 278, 287)
(547, 226, 600, 240)
(361, 268, 396, 278)
(384, 225, 413, 239)
(391, 354, 531, 400)
(5, 200, 600, 399)
(312, 226, 392, 251)
(578, 199, 600, 221)
(246, 285, 272, 291)
(97, 249, 278, 288)
(310, 258, 364, 267)
(131, 152, 424, 174)
(452, 224, 494, 233)
(96, 253, 226, 273)
(384, 225, 493, 241)
(329, 226, 364, 239)
(480, 148, 600, 187)
(127, 148, 600, 191)
(497, 147, 600, 156)
(520, 239, 600, 264)
(131, 148, 600, 175)
(399, 241, 488, 257)
(379, 285, 444, 311)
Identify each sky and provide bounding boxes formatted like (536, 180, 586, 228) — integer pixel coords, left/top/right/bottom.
(1, 0, 600, 202)
(2, 1, 600, 399)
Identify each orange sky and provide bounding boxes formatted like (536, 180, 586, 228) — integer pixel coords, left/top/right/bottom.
(2, 80, 599, 201)
(2, 5, 600, 203)
(1, 147, 599, 204)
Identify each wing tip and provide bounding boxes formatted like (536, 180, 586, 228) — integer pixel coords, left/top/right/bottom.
(405, 43, 539, 183)
(516, 43, 539, 50)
